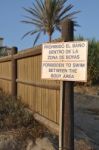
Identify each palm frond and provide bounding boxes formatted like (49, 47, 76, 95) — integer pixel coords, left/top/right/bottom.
(22, 15, 43, 25)
(23, 7, 37, 17)
(58, 0, 68, 7)
(60, 10, 80, 21)
(22, 30, 40, 39)
(39, 0, 45, 9)
(21, 20, 42, 28)
(58, 4, 73, 19)
(36, 0, 44, 12)
(55, 25, 61, 32)
(32, 1, 43, 17)
(23, 7, 41, 19)
(33, 31, 41, 46)
(21, 0, 79, 45)
(73, 21, 80, 27)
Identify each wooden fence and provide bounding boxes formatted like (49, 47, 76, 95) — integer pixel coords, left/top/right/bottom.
(0, 44, 61, 134)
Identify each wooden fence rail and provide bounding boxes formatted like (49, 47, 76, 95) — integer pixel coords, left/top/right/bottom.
(0, 44, 61, 132)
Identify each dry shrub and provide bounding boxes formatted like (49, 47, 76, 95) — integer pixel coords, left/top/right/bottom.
(0, 89, 46, 139)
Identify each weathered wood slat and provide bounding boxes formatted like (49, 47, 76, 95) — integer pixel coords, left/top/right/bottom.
(34, 113, 59, 135)
(16, 79, 60, 90)
(14, 48, 41, 60)
(0, 56, 12, 62)
(0, 76, 12, 81)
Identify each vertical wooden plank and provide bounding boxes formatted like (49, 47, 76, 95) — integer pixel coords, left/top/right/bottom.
(39, 55, 42, 114)
(35, 56, 37, 112)
(44, 88, 49, 118)
(26, 58, 29, 105)
(29, 86, 33, 110)
(41, 87, 43, 116)
(32, 56, 36, 111)
(36, 56, 41, 113)
(25, 58, 28, 105)
(22, 58, 25, 103)
(29, 57, 33, 110)
(11, 47, 18, 97)
(17, 59, 20, 98)
(28, 57, 31, 107)
(48, 89, 57, 122)
(56, 89, 60, 124)
(41, 87, 45, 116)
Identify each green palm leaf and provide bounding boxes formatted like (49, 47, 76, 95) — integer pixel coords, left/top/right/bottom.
(22, 30, 40, 39)
(23, 7, 40, 19)
(58, 4, 74, 19)
(33, 31, 42, 46)
(22, 15, 43, 25)
(60, 10, 80, 21)
(21, 20, 42, 28)
(21, 0, 79, 46)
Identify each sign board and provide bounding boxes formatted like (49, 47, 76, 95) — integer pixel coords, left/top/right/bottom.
(41, 41, 88, 82)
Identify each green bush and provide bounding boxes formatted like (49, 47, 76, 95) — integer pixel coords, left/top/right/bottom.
(75, 37, 99, 85)
(88, 39, 99, 85)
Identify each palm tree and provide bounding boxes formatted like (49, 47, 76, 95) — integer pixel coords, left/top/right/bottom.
(21, 0, 79, 46)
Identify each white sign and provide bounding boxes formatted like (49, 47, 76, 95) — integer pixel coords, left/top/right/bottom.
(41, 41, 88, 82)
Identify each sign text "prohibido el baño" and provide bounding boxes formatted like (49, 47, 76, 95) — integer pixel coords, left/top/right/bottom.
(42, 41, 88, 82)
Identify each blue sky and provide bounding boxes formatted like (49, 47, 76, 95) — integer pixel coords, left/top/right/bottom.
(0, 0, 99, 51)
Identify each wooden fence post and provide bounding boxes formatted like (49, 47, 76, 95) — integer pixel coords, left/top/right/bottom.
(11, 47, 18, 97)
(61, 20, 74, 150)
